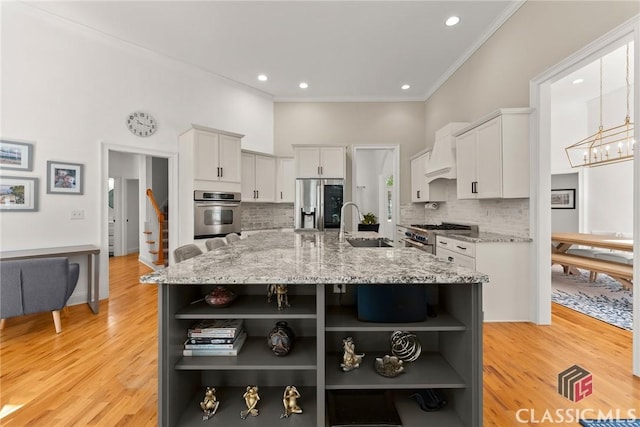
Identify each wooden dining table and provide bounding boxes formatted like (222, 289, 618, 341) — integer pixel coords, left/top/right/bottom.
(551, 232, 633, 290)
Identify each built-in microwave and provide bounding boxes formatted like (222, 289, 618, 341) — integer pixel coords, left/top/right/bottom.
(194, 191, 241, 239)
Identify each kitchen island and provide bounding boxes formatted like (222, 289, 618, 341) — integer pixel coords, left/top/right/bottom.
(141, 231, 488, 427)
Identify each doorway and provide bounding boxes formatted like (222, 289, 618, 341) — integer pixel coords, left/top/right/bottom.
(101, 143, 178, 300)
(530, 17, 639, 375)
(351, 145, 400, 241)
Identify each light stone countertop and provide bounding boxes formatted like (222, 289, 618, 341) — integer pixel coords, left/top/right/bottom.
(140, 230, 489, 285)
(443, 231, 532, 244)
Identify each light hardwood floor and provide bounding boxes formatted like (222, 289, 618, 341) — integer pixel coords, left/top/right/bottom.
(1, 254, 638, 426)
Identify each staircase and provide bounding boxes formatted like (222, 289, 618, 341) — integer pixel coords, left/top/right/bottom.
(144, 189, 169, 267)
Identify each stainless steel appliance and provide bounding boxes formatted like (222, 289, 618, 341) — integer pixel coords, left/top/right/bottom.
(294, 179, 344, 230)
(194, 190, 241, 239)
(402, 222, 478, 254)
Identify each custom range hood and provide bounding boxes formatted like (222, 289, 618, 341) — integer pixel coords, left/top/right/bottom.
(425, 122, 468, 183)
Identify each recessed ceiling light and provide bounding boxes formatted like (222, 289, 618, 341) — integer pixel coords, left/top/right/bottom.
(299, 82, 309, 89)
(257, 74, 268, 82)
(445, 16, 460, 27)
(572, 78, 584, 85)
(401, 84, 411, 90)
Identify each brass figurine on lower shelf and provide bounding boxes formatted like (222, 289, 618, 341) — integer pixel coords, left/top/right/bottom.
(281, 385, 303, 418)
(240, 385, 260, 419)
(199, 387, 219, 421)
(340, 336, 365, 372)
(267, 283, 290, 310)
(375, 354, 405, 377)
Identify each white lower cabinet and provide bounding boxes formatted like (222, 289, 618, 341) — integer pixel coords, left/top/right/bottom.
(436, 235, 530, 322)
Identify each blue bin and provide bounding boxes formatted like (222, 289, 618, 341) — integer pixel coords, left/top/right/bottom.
(357, 285, 427, 323)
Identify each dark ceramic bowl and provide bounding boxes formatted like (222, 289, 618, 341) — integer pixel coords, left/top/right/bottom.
(205, 286, 237, 308)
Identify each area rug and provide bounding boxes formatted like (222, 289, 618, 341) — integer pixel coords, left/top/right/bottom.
(579, 420, 640, 426)
(551, 265, 633, 330)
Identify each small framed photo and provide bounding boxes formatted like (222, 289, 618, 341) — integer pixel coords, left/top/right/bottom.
(551, 188, 575, 209)
(47, 161, 84, 195)
(0, 176, 38, 211)
(0, 140, 34, 171)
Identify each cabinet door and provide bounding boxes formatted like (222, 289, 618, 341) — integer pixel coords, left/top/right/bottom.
(276, 157, 295, 203)
(194, 131, 220, 181)
(456, 131, 477, 199)
(240, 153, 256, 201)
(295, 147, 321, 178)
(410, 154, 427, 202)
(254, 155, 276, 202)
(475, 116, 502, 198)
(218, 134, 242, 183)
(319, 147, 345, 178)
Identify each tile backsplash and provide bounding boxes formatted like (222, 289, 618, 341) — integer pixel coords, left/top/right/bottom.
(241, 203, 294, 230)
(243, 179, 530, 237)
(400, 180, 530, 237)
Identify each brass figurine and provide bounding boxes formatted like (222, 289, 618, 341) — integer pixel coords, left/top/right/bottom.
(340, 336, 364, 372)
(199, 387, 219, 420)
(267, 283, 290, 310)
(280, 385, 302, 418)
(240, 385, 260, 419)
(375, 355, 405, 377)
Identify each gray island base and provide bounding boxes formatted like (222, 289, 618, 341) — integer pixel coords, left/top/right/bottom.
(141, 231, 487, 427)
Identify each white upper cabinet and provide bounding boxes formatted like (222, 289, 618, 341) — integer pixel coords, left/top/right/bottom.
(410, 150, 446, 202)
(294, 145, 346, 179)
(276, 157, 295, 203)
(188, 126, 242, 184)
(241, 151, 276, 203)
(454, 108, 531, 199)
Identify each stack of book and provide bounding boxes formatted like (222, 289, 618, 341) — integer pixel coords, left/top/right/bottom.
(184, 319, 246, 356)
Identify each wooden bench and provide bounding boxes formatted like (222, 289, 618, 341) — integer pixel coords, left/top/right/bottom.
(551, 252, 633, 290)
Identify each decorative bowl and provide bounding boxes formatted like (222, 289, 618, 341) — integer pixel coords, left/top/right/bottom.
(204, 286, 237, 308)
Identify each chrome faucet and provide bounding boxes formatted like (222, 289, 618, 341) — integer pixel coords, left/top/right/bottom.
(338, 202, 363, 243)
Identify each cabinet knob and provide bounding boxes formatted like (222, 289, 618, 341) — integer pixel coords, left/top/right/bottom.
(448, 257, 454, 262)
(456, 245, 467, 251)
(417, 190, 420, 199)
(280, 191, 283, 199)
(220, 167, 223, 177)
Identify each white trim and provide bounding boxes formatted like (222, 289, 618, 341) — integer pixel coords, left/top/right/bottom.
(530, 15, 639, 375)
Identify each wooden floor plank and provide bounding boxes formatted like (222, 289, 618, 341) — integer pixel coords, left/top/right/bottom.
(1, 253, 638, 425)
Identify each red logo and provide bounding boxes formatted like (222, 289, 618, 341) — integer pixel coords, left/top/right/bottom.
(558, 365, 593, 402)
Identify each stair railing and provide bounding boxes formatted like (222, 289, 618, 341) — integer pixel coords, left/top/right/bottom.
(145, 188, 165, 266)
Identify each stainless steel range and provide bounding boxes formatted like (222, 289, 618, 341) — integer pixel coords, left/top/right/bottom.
(402, 222, 479, 254)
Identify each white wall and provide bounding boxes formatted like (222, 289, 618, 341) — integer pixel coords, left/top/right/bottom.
(0, 3, 274, 302)
(274, 102, 425, 204)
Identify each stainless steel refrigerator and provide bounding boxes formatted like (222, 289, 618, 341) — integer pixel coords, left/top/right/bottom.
(295, 179, 344, 230)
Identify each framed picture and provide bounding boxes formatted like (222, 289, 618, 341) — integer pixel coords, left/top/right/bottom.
(551, 188, 575, 209)
(47, 161, 84, 195)
(0, 140, 34, 171)
(0, 176, 38, 211)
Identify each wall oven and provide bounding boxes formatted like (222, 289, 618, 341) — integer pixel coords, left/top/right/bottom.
(194, 190, 241, 239)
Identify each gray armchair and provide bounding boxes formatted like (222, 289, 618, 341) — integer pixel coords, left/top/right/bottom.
(0, 257, 79, 333)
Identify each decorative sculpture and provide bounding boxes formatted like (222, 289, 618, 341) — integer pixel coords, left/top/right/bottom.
(267, 283, 290, 310)
(280, 385, 303, 418)
(340, 336, 364, 372)
(375, 355, 405, 377)
(390, 331, 422, 362)
(240, 385, 260, 419)
(199, 387, 219, 420)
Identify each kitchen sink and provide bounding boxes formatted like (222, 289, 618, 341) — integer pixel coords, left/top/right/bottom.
(347, 238, 392, 248)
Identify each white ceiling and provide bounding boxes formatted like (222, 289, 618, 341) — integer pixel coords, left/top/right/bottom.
(25, 0, 526, 102)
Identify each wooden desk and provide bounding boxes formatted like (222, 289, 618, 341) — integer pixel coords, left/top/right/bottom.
(0, 245, 100, 314)
(551, 232, 633, 290)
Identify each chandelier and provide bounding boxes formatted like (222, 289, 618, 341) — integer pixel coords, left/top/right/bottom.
(565, 43, 635, 168)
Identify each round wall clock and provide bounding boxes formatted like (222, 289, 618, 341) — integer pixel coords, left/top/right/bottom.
(126, 111, 157, 137)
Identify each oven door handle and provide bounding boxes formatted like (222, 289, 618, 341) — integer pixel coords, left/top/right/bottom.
(194, 202, 240, 208)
